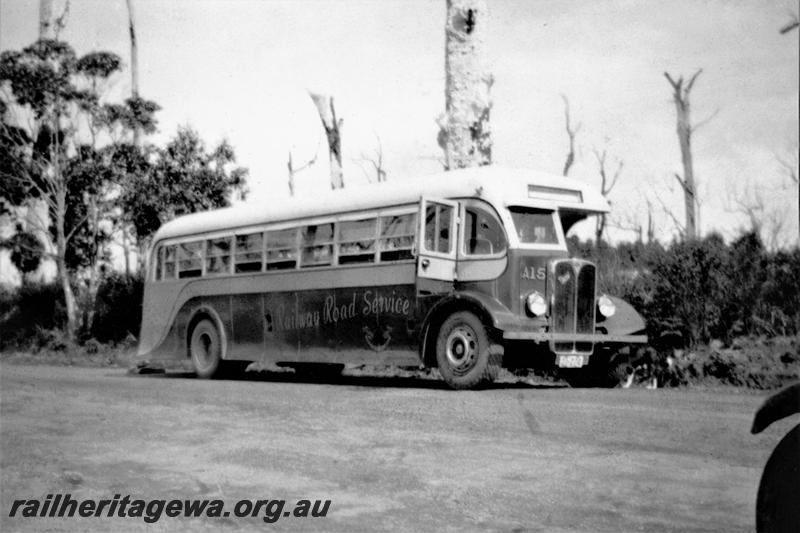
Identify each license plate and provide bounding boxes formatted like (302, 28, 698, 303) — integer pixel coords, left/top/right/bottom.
(557, 355, 585, 368)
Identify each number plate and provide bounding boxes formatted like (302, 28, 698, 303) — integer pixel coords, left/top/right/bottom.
(557, 355, 586, 368)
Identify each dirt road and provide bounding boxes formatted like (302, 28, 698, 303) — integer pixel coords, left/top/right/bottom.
(0, 363, 790, 532)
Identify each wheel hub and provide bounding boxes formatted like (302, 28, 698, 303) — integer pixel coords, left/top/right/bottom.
(445, 327, 477, 369)
(193, 332, 213, 369)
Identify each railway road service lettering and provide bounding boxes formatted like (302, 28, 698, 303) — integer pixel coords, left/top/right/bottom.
(362, 290, 411, 317)
(323, 293, 357, 323)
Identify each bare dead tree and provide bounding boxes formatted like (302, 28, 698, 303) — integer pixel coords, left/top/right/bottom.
(125, 0, 140, 147)
(287, 142, 319, 196)
(309, 92, 344, 190)
(39, 0, 69, 39)
(593, 147, 623, 244)
(653, 181, 686, 238)
(561, 95, 581, 176)
(355, 134, 388, 184)
(664, 69, 707, 240)
(439, 0, 492, 170)
(723, 178, 789, 249)
(646, 199, 655, 243)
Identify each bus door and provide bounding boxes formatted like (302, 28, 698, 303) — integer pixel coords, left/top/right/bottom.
(417, 198, 458, 284)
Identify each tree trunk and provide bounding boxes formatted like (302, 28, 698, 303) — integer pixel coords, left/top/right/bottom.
(39, 0, 56, 39)
(82, 199, 102, 335)
(125, 0, 141, 146)
(309, 93, 344, 189)
(39, 0, 68, 40)
(595, 215, 606, 246)
(122, 229, 131, 276)
(561, 95, 580, 176)
(54, 189, 78, 342)
(676, 110, 696, 239)
(440, 0, 492, 170)
(665, 71, 702, 240)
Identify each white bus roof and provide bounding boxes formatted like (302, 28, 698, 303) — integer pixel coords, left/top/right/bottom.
(152, 166, 610, 243)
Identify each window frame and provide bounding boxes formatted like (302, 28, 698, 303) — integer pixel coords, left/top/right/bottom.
(336, 215, 379, 265)
(233, 231, 265, 274)
(459, 199, 508, 259)
(205, 235, 233, 276)
(177, 240, 204, 279)
(506, 205, 567, 251)
(150, 204, 420, 282)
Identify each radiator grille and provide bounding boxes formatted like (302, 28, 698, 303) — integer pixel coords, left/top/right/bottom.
(551, 260, 596, 354)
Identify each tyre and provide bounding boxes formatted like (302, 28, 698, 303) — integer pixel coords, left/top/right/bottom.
(190, 319, 223, 379)
(435, 311, 501, 390)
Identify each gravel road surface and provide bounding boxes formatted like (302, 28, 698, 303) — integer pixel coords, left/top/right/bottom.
(0, 363, 790, 532)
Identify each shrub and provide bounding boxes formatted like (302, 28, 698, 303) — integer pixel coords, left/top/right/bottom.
(90, 273, 143, 343)
(571, 232, 800, 347)
(0, 282, 66, 350)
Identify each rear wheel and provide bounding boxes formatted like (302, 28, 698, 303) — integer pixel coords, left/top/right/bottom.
(435, 311, 501, 390)
(190, 319, 223, 379)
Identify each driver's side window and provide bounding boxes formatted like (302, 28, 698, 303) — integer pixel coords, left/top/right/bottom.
(463, 204, 507, 256)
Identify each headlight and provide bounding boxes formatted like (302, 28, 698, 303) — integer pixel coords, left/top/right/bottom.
(598, 294, 616, 317)
(526, 291, 547, 316)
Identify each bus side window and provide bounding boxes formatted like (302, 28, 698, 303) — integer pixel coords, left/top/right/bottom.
(338, 218, 377, 265)
(301, 223, 334, 267)
(235, 233, 264, 273)
(463, 206, 507, 256)
(164, 245, 177, 280)
(266, 228, 298, 270)
(425, 204, 452, 254)
(206, 237, 232, 275)
(177, 241, 203, 278)
(154, 246, 164, 281)
(379, 213, 415, 262)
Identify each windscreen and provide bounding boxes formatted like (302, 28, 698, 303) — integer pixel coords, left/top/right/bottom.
(509, 207, 559, 245)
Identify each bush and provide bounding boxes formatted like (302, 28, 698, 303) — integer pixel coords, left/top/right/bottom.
(90, 273, 143, 343)
(0, 273, 143, 350)
(31, 327, 69, 352)
(0, 282, 66, 350)
(571, 232, 800, 347)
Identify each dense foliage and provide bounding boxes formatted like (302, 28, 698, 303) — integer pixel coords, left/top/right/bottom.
(0, 38, 247, 340)
(569, 232, 800, 347)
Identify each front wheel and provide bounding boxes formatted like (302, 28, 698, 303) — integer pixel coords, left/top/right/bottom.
(435, 311, 501, 390)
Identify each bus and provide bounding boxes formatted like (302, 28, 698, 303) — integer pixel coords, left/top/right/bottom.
(137, 166, 647, 389)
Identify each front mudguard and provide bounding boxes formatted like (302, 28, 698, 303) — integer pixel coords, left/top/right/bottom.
(418, 291, 518, 365)
(596, 296, 646, 338)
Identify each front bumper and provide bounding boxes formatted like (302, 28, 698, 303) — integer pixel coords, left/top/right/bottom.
(502, 331, 648, 344)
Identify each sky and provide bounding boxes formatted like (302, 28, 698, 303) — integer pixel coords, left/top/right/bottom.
(1, 0, 798, 247)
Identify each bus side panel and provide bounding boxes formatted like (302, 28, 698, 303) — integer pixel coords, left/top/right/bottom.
(140, 263, 423, 366)
(231, 292, 264, 361)
(158, 284, 423, 366)
(262, 284, 420, 366)
(137, 280, 186, 358)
